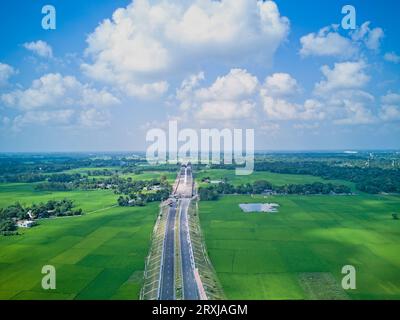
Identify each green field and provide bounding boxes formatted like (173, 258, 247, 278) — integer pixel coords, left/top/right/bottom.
(61, 167, 177, 183)
(0, 183, 118, 212)
(0, 183, 158, 300)
(2, 167, 399, 300)
(121, 171, 176, 183)
(196, 169, 356, 191)
(199, 194, 400, 300)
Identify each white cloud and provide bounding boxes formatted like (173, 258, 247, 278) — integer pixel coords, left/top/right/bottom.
(314, 61, 370, 96)
(125, 81, 169, 99)
(12, 109, 75, 131)
(1, 73, 120, 111)
(78, 108, 111, 128)
(379, 105, 400, 122)
(176, 69, 327, 123)
(81, 0, 289, 98)
(300, 22, 384, 58)
(333, 100, 376, 125)
(384, 52, 400, 64)
(261, 96, 300, 120)
(261, 95, 325, 121)
(299, 25, 357, 58)
(0, 63, 16, 86)
(176, 72, 205, 110)
(321, 89, 376, 125)
(12, 107, 112, 131)
(351, 22, 384, 51)
(379, 92, 400, 122)
(262, 73, 300, 97)
(2, 73, 120, 131)
(23, 40, 53, 58)
(174, 66, 396, 127)
(177, 68, 258, 121)
(195, 69, 258, 101)
(381, 92, 400, 105)
(196, 100, 255, 120)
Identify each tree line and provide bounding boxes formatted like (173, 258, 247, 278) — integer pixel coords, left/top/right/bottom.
(198, 180, 352, 201)
(210, 160, 400, 194)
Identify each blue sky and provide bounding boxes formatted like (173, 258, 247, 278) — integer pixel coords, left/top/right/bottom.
(0, 0, 399, 152)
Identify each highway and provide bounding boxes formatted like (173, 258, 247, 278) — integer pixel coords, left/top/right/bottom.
(158, 163, 200, 300)
(158, 202, 176, 300)
(180, 197, 199, 300)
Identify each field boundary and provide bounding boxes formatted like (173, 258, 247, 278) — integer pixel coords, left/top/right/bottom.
(140, 203, 169, 300)
(187, 197, 225, 300)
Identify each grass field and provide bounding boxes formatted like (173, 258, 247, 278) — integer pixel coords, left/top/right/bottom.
(61, 167, 177, 183)
(196, 169, 356, 191)
(0, 183, 118, 212)
(199, 194, 400, 300)
(0, 183, 158, 300)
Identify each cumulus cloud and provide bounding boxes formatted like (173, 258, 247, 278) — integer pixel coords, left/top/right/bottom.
(381, 92, 400, 105)
(12, 108, 112, 131)
(1, 73, 120, 111)
(174, 63, 398, 128)
(330, 90, 377, 125)
(260, 72, 324, 121)
(195, 69, 258, 101)
(351, 22, 384, 51)
(379, 105, 400, 122)
(261, 95, 325, 121)
(299, 25, 357, 58)
(384, 52, 400, 64)
(176, 68, 258, 121)
(125, 81, 169, 99)
(78, 108, 111, 128)
(81, 0, 289, 98)
(196, 100, 255, 120)
(314, 61, 370, 96)
(300, 22, 384, 58)
(12, 109, 75, 131)
(23, 40, 53, 58)
(262, 72, 300, 97)
(176, 72, 205, 111)
(176, 69, 325, 123)
(2, 73, 120, 130)
(379, 92, 400, 122)
(0, 63, 16, 86)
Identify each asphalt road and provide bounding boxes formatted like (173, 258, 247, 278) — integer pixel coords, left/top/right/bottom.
(158, 164, 199, 300)
(180, 197, 199, 300)
(159, 202, 176, 300)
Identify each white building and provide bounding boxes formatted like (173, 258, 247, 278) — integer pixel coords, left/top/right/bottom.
(17, 220, 35, 228)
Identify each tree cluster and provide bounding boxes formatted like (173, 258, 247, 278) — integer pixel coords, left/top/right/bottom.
(198, 180, 352, 201)
(0, 199, 83, 235)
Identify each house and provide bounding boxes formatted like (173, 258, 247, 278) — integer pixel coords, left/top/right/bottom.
(262, 189, 275, 196)
(27, 210, 34, 219)
(17, 220, 36, 228)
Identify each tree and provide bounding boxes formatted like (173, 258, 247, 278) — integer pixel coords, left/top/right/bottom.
(118, 196, 129, 207)
(0, 219, 17, 233)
